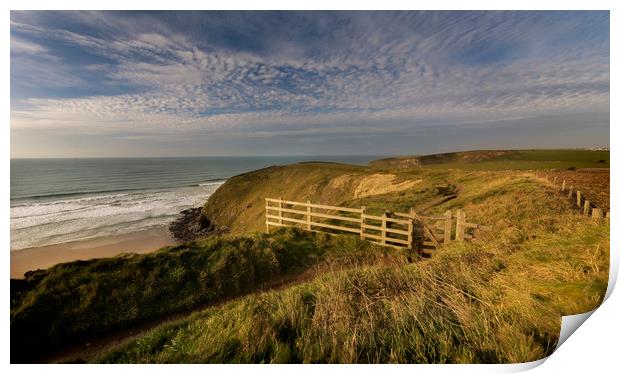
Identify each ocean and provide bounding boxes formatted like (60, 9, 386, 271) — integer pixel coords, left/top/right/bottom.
(10, 156, 377, 250)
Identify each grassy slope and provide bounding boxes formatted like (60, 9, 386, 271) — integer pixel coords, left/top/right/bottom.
(11, 229, 412, 362)
(11, 154, 610, 363)
(99, 172, 609, 363)
(201, 162, 365, 236)
(373, 150, 610, 170)
(201, 162, 454, 235)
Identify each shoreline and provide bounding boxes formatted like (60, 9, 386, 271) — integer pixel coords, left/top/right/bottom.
(10, 227, 177, 279)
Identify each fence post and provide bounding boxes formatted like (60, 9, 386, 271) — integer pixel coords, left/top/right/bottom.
(407, 207, 415, 248)
(265, 198, 270, 233)
(568, 186, 573, 199)
(381, 212, 387, 245)
(576, 191, 582, 208)
(444, 210, 452, 244)
(583, 200, 590, 216)
(360, 206, 366, 240)
(561, 180, 566, 191)
(278, 196, 283, 225)
(381, 211, 391, 245)
(306, 199, 312, 230)
(456, 210, 465, 241)
(591, 208, 602, 221)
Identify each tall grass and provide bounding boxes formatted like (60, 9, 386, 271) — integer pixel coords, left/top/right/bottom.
(11, 228, 411, 362)
(99, 174, 609, 363)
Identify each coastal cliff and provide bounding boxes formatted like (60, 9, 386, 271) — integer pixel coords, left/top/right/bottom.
(11, 151, 610, 363)
(176, 161, 453, 239)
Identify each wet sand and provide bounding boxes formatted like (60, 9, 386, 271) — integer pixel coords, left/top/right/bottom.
(11, 227, 176, 279)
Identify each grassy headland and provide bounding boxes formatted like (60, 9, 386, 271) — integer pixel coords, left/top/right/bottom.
(10, 150, 610, 363)
(370, 149, 610, 170)
(98, 172, 609, 363)
(199, 162, 454, 236)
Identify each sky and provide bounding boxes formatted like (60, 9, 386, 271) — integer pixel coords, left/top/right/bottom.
(10, 11, 610, 158)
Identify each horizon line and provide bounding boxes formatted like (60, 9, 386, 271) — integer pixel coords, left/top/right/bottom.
(9, 147, 610, 160)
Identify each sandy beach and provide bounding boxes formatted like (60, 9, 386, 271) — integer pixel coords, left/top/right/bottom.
(11, 227, 176, 279)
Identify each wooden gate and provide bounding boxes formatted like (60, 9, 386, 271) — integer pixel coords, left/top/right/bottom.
(265, 197, 480, 253)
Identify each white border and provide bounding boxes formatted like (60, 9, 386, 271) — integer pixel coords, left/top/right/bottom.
(3, 2, 616, 373)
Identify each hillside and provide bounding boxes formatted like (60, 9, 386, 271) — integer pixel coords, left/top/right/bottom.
(11, 229, 411, 363)
(193, 149, 609, 238)
(99, 171, 609, 363)
(198, 162, 455, 236)
(10, 153, 611, 363)
(370, 149, 610, 170)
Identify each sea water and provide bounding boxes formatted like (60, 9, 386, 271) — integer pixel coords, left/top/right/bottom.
(10, 156, 377, 250)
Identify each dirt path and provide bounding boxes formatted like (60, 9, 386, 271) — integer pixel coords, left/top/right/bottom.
(417, 181, 462, 214)
(35, 270, 319, 364)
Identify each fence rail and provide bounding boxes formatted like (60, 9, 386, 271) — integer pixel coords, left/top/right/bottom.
(265, 197, 480, 252)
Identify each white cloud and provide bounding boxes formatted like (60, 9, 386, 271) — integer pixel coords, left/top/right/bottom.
(9, 11, 610, 156)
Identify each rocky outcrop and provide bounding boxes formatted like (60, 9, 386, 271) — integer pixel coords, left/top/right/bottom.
(168, 208, 228, 242)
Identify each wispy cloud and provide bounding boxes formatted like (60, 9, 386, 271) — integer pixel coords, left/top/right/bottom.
(10, 11, 609, 157)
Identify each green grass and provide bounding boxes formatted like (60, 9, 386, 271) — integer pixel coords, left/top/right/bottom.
(200, 151, 608, 237)
(10, 228, 412, 362)
(97, 173, 609, 363)
(201, 162, 452, 235)
(11, 160, 610, 363)
(423, 150, 609, 170)
(200, 162, 368, 236)
(342, 169, 454, 214)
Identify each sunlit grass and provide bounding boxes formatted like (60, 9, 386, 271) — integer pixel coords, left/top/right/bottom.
(97, 172, 609, 363)
(11, 228, 412, 362)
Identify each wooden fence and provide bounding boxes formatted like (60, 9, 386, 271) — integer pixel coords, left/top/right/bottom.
(537, 173, 610, 222)
(265, 197, 480, 252)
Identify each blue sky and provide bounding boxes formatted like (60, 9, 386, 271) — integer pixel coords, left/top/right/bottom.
(10, 11, 609, 157)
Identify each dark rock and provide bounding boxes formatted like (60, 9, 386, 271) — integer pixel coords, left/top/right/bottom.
(168, 207, 228, 243)
(198, 214, 211, 230)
